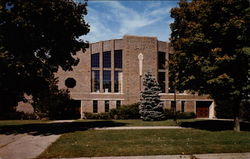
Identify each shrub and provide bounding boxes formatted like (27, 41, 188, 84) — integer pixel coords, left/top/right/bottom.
(215, 100, 234, 119)
(110, 103, 140, 119)
(164, 109, 196, 119)
(241, 100, 250, 121)
(177, 112, 196, 119)
(0, 111, 37, 120)
(84, 112, 111, 120)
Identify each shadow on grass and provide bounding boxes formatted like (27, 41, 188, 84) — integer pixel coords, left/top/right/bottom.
(180, 120, 250, 131)
(0, 121, 126, 136)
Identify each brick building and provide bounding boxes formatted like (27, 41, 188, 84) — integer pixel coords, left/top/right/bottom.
(57, 35, 215, 119)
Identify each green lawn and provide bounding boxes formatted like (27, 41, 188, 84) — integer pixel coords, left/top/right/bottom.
(0, 120, 49, 126)
(76, 119, 186, 126)
(37, 129, 250, 158)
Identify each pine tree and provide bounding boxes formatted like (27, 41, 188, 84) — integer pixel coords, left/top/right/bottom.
(139, 72, 165, 121)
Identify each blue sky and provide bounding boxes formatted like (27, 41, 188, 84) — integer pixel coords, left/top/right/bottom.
(81, 1, 179, 43)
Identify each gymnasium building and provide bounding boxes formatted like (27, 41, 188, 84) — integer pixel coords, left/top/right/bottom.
(56, 35, 215, 119)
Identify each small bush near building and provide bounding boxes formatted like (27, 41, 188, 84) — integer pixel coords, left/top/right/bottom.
(84, 103, 140, 120)
(164, 109, 196, 119)
(215, 100, 234, 119)
(110, 103, 140, 119)
(0, 111, 37, 120)
(241, 101, 250, 121)
(84, 112, 111, 119)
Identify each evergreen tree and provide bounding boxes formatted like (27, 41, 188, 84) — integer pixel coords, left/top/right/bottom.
(139, 72, 165, 121)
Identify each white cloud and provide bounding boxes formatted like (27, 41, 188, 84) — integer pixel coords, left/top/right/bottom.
(82, 1, 176, 42)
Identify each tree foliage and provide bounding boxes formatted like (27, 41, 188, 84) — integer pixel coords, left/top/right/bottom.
(170, 0, 250, 131)
(139, 72, 165, 121)
(0, 0, 89, 115)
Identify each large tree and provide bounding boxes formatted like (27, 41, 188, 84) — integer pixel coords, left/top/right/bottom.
(170, 0, 250, 131)
(0, 0, 89, 115)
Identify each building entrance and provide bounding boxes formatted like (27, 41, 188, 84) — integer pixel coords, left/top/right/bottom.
(196, 101, 212, 118)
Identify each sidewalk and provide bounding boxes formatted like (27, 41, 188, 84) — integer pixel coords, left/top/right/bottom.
(0, 133, 60, 159)
(58, 152, 250, 159)
(94, 126, 184, 130)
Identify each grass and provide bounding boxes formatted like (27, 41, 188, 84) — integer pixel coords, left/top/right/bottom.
(37, 129, 250, 158)
(0, 120, 49, 126)
(76, 119, 186, 126)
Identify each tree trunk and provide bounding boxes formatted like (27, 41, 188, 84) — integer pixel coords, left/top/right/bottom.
(233, 101, 241, 132)
(234, 116, 240, 132)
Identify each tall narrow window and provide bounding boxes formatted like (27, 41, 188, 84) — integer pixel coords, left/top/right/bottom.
(91, 70, 100, 92)
(103, 70, 111, 92)
(171, 101, 176, 110)
(91, 53, 99, 68)
(158, 52, 166, 69)
(114, 71, 122, 92)
(105, 100, 109, 112)
(181, 101, 185, 112)
(103, 51, 111, 68)
(114, 50, 122, 68)
(169, 53, 175, 93)
(116, 100, 121, 109)
(93, 100, 98, 113)
(158, 72, 166, 93)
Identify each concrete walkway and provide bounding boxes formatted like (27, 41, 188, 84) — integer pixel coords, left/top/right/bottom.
(0, 133, 61, 159)
(59, 152, 250, 159)
(0, 120, 76, 159)
(94, 126, 184, 130)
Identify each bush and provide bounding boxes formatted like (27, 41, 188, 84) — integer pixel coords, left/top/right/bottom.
(84, 103, 140, 120)
(241, 100, 250, 121)
(84, 112, 111, 120)
(110, 103, 140, 119)
(0, 111, 37, 120)
(164, 109, 196, 119)
(215, 100, 234, 119)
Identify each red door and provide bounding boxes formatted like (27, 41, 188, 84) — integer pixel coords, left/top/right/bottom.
(196, 101, 211, 118)
(196, 106, 209, 118)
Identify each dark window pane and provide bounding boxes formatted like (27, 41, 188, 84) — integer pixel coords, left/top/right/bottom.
(91, 70, 100, 92)
(114, 71, 122, 92)
(91, 53, 99, 68)
(158, 72, 165, 93)
(114, 50, 122, 68)
(169, 53, 174, 93)
(93, 100, 98, 113)
(171, 101, 176, 110)
(158, 52, 166, 69)
(105, 100, 109, 112)
(103, 51, 111, 68)
(116, 100, 121, 109)
(103, 70, 111, 92)
(181, 101, 185, 112)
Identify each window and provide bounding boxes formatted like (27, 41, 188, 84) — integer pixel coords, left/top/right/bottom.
(168, 53, 175, 93)
(158, 72, 165, 93)
(91, 70, 100, 92)
(93, 100, 98, 113)
(114, 71, 122, 92)
(103, 70, 111, 92)
(91, 53, 99, 68)
(114, 50, 122, 68)
(158, 52, 166, 69)
(116, 100, 121, 109)
(105, 100, 109, 112)
(181, 101, 185, 112)
(103, 51, 111, 68)
(171, 101, 176, 110)
(65, 78, 76, 88)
